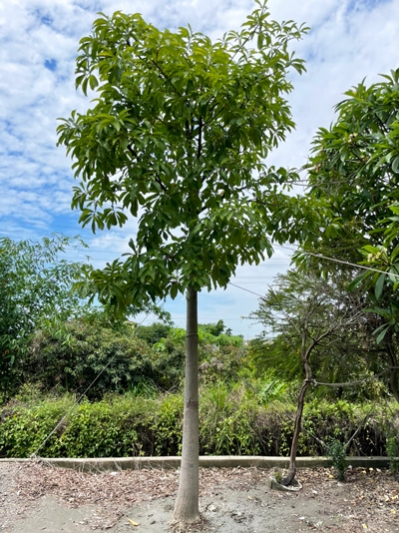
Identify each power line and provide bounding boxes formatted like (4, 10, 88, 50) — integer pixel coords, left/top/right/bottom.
(228, 282, 265, 299)
(277, 244, 399, 280)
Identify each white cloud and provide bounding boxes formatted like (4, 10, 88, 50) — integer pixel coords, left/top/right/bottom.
(1, 0, 398, 335)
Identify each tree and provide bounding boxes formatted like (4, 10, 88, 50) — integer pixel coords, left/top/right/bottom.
(0, 235, 88, 395)
(251, 270, 367, 485)
(250, 270, 380, 391)
(304, 68, 399, 260)
(134, 322, 172, 346)
(57, 1, 308, 523)
(299, 69, 399, 401)
(198, 320, 226, 337)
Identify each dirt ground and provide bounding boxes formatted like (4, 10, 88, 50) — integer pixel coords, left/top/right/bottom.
(1, 460, 399, 532)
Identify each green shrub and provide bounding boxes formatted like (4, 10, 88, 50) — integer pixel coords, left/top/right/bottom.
(151, 326, 245, 389)
(326, 439, 347, 481)
(152, 394, 183, 455)
(0, 390, 399, 459)
(200, 383, 262, 455)
(57, 401, 138, 457)
(0, 394, 161, 458)
(198, 345, 246, 385)
(27, 319, 157, 398)
(149, 337, 185, 391)
(0, 396, 75, 457)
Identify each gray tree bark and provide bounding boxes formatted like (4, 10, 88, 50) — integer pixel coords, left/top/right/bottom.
(281, 332, 312, 486)
(281, 377, 311, 486)
(173, 287, 199, 522)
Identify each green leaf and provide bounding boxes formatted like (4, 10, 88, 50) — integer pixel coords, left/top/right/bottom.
(392, 156, 399, 174)
(375, 273, 385, 301)
(362, 244, 380, 255)
(89, 75, 99, 91)
(170, 283, 178, 299)
(376, 325, 389, 344)
(81, 77, 89, 96)
(347, 273, 367, 291)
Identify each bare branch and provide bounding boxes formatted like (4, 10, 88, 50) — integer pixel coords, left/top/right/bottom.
(197, 116, 203, 161)
(345, 410, 372, 450)
(313, 369, 390, 388)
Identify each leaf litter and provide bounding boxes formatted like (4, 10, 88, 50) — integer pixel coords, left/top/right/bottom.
(2, 460, 399, 532)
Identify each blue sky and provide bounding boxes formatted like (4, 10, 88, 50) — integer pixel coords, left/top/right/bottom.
(1, 0, 398, 337)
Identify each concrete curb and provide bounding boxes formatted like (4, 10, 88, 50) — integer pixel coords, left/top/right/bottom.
(0, 456, 393, 472)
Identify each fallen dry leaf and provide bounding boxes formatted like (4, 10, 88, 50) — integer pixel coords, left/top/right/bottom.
(3, 461, 399, 532)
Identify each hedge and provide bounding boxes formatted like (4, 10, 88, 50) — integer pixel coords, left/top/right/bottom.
(1, 387, 398, 459)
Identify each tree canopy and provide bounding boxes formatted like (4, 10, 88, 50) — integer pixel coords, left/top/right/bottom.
(294, 69, 399, 403)
(250, 269, 377, 392)
(57, 1, 309, 309)
(301, 68, 399, 265)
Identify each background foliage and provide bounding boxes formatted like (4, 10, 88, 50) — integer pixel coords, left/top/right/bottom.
(0, 235, 89, 396)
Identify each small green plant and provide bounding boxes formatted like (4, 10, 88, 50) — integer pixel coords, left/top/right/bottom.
(326, 439, 347, 481)
(257, 378, 288, 404)
(387, 436, 399, 474)
(273, 469, 283, 483)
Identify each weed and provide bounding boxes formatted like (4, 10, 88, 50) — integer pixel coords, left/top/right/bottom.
(326, 439, 347, 481)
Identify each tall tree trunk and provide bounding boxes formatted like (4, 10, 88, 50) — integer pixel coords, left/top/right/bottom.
(173, 287, 199, 522)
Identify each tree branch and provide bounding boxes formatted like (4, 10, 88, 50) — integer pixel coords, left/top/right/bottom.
(345, 411, 372, 450)
(373, 112, 389, 135)
(197, 116, 203, 161)
(127, 145, 168, 192)
(313, 369, 390, 388)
